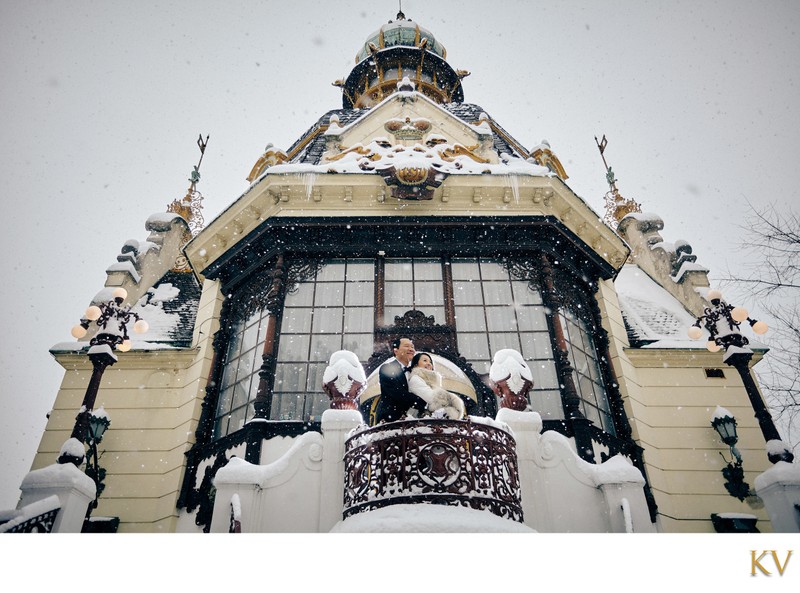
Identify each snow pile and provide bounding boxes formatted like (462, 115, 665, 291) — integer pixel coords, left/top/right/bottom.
(20, 461, 97, 498)
(145, 211, 186, 231)
(269, 136, 548, 177)
(322, 350, 367, 394)
(765, 439, 794, 459)
(330, 503, 535, 533)
(754, 460, 800, 490)
(58, 437, 86, 463)
(614, 264, 700, 347)
(213, 432, 324, 487)
(129, 283, 182, 343)
(711, 405, 734, 422)
(489, 349, 533, 395)
(582, 454, 645, 486)
(0, 495, 61, 533)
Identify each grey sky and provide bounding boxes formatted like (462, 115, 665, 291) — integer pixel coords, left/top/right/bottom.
(1, 0, 798, 509)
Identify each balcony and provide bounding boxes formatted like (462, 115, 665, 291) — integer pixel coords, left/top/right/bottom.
(343, 418, 523, 522)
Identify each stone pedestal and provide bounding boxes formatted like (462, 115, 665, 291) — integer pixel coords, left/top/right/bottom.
(18, 463, 96, 533)
(754, 461, 800, 532)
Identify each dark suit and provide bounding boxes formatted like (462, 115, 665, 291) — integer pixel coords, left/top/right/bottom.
(374, 358, 427, 424)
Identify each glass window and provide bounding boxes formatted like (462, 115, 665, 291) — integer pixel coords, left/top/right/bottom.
(270, 259, 375, 423)
(213, 254, 616, 439)
(213, 308, 271, 439)
(452, 257, 563, 421)
(560, 309, 615, 435)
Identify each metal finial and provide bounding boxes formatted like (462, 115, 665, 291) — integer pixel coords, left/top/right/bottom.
(167, 134, 209, 238)
(191, 134, 210, 186)
(595, 135, 641, 228)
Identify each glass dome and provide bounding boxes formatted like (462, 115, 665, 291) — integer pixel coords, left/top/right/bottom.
(341, 12, 464, 109)
(355, 14, 447, 64)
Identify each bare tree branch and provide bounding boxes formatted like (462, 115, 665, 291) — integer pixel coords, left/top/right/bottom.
(722, 202, 799, 454)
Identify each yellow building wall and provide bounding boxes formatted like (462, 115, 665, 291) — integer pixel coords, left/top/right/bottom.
(35, 279, 223, 532)
(597, 279, 774, 532)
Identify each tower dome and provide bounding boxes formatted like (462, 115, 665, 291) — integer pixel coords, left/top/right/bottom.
(337, 11, 468, 109)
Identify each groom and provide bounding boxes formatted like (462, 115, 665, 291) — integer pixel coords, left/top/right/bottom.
(374, 337, 427, 423)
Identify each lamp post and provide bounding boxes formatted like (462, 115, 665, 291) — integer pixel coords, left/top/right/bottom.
(689, 289, 793, 464)
(84, 407, 111, 519)
(710, 406, 751, 501)
(57, 287, 148, 467)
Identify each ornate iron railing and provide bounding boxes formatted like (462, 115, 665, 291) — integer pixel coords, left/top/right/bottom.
(343, 418, 523, 522)
(1, 508, 59, 533)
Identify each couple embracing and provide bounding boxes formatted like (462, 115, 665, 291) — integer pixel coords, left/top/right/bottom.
(374, 337, 466, 424)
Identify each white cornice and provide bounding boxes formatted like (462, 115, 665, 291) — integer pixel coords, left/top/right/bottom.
(184, 173, 629, 277)
(623, 347, 766, 368)
(50, 347, 200, 371)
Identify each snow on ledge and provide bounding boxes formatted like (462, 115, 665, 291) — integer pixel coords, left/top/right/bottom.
(582, 454, 646, 487)
(145, 212, 187, 232)
(330, 503, 535, 533)
(213, 432, 324, 487)
(0, 495, 61, 533)
(20, 462, 97, 498)
(754, 461, 800, 490)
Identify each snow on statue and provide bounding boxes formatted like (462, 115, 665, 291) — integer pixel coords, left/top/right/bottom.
(489, 349, 534, 411)
(322, 350, 367, 410)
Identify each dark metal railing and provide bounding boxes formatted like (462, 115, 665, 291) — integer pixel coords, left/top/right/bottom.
(343, 418, 523, 522)
(1, 508, 59, 533)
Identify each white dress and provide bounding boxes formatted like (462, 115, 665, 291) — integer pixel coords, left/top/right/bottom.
(408, 367, 466, 420)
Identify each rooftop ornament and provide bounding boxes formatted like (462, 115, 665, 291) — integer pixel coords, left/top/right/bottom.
(167, 134, 209, 239)
(595, 135, 642, 228)
(689, 289, 793, 464)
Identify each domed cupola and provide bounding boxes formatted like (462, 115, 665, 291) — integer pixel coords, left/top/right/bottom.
(336, 11, 469, 109)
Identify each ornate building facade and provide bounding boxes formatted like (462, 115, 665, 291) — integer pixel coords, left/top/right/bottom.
(10, 12, 799, 534)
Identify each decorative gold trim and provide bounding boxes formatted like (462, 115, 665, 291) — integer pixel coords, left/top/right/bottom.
(438, 144, 490, 164)
(246, 146, 289, 182)
(326, 144, 378, 162)
(530, 146, 569, 180)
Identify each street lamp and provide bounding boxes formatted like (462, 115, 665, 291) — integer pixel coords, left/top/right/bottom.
(57, 287, 148, 467)
(84, 407, 111, 519)
(689, 289, 793, 464)
(710, 406, 751, 501)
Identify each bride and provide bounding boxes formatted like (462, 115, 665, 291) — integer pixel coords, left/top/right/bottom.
(407, 352, 466, 420)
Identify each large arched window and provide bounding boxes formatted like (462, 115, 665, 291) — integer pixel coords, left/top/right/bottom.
(211, 254, 616, 440)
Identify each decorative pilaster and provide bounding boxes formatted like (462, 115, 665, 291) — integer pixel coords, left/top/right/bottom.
(253, 254, 286, 420)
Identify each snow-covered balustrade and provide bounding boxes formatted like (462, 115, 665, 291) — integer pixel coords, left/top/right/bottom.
(0, 495, 61, 533)
(15, 462, 97, 533)
(342, 418, 523, 522)
(498, 408, 655, 532)
(754, 461, 800, 532)
(208, 409, 362, 533)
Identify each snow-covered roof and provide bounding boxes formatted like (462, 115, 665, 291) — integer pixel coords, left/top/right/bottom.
(614, 264, 701, 348)
(285, 102, 531, 168)
(128, 271, 201, 348)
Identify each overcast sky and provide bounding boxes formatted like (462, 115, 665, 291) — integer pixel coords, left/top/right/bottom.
(1, 0, 798, 510)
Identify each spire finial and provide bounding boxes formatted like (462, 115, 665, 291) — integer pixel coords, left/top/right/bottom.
(595, 135, 641, 228)
(397, 0, 405, 20)
(167, 134, 209, 238)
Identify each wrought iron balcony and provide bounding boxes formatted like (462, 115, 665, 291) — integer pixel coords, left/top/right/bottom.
(343, 418, 523, 522)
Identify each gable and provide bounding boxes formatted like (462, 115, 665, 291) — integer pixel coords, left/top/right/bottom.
(323, 89, 499, 164)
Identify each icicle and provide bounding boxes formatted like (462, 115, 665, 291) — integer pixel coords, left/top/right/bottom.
(300, 172, 318, 200)
(504, 174, 520, 204)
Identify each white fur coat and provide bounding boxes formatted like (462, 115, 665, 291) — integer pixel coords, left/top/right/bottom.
(408, 367, 465, 420)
